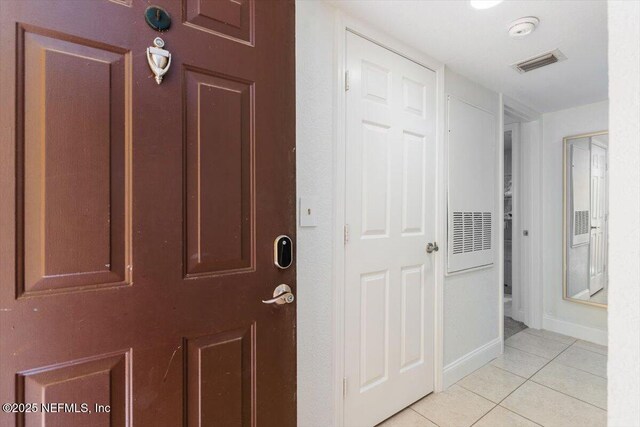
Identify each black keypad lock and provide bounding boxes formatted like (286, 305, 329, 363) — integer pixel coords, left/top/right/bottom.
(274, 235, 293, 269)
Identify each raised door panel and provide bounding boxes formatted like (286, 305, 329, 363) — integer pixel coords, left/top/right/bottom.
(184, 0, 254, 45)
(17, 27, 130, 296)
(18, 350, 131, 427)
(401, 131, 425, 235)
(402, 77, 425, 118)
(184, 68, 254, 277)
(185, 326, 255, 427)
(361, 123, 391, 238)
(359, 271, 389, 391)
(400, 265, 424, 372)
(362, 61, 390, 105)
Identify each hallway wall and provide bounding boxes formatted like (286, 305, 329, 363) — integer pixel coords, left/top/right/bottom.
(443, 69, 502, 386)
(296, 1, 337, 425)
(608, 0, 640, 424)
(540, 100, 609, 343)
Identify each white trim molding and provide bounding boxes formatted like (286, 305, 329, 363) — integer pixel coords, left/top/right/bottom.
(498, 94, 505, 352)
(443, 337, 502, 389)
(543, 314, 608, 346)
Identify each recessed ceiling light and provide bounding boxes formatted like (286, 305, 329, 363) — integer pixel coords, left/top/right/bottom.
(508, 17, 540, 37)
(470, 0, 504, 10)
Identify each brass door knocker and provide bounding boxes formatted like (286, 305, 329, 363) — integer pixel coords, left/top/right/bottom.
(147, 37, 171, 84)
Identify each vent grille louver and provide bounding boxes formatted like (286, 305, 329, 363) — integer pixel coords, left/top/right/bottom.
(452, 211, 492, 255)
(483, 212, 492, 250)
(574, 210, 589, 236)
(512, 49, 567, 74)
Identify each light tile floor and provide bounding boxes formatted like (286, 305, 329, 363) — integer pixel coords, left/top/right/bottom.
(378, 328, 607, 427)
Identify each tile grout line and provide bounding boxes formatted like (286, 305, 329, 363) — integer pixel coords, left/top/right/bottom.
(527, 341, 607, 408)
(452, 384, 499, 426)
(495, 337, 607, 423)
(456, 381, 501, 405)
(554, 341, 608, 378)
(551, 358, 608, 379)
(411, 383, 498, 427)
(485, 332, 584, 423)
(527, 377, 608, 411)
(461, 332, 572, 423)
(508, 338, 575, 389)
(570, 342, 608, 356)
(515, 328, 608, 357)
(489, 362, 534, 380)
(493, 404, 544, 427)
(520, 328, 578, 345)
(504, 341, 570, 360)
(481, 348, 558, 424)
(388, 332, 607, 427)
(407, 406, 443, 427)
(457, 358, 543, 425)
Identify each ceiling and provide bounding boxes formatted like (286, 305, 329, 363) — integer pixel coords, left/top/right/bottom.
(331, 0, 608, 113)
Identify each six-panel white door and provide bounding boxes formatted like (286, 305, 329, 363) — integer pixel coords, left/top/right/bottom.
(344, 32, 437, 427)
(589, 143, 607, 296)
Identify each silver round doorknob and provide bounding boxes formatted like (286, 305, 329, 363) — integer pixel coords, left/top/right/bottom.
(426, 242, 439, 254)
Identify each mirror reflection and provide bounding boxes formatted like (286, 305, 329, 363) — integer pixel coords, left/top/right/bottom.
(564, 132, 608, 307)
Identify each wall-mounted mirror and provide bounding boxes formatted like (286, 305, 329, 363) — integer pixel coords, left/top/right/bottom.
(563, 131, 608, 307)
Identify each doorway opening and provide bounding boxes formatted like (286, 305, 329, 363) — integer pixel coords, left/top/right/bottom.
(503, 121, 526, 339)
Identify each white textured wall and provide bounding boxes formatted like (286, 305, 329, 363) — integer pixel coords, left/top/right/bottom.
(296, 1, 336, 425)
(608, 0, 640, 425)
(296, 3, 506, 421)
(540, 101, 608, 342)
(444, 69, 502, 367)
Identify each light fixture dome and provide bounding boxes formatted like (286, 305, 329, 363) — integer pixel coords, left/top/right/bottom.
(470, 0, 504, 10)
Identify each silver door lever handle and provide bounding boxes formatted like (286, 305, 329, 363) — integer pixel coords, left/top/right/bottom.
(262, 284, 295, 305)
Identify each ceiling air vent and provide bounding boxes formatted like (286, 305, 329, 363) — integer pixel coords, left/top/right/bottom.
(512, 49, 567, 74)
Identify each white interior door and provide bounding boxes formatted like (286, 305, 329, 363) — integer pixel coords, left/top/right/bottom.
(344, 32, 437, 427)
(589, 143, 607, 295)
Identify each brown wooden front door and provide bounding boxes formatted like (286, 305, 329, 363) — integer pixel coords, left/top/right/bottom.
(0, 1, 296, 426)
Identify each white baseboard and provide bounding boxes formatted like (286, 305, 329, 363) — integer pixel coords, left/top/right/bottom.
(542, 314, 608, 346)
(443, 337, 502, 389)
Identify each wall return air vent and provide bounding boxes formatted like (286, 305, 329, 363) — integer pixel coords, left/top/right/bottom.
(452, 212, 492, 255)
(512, 49, 567, 74)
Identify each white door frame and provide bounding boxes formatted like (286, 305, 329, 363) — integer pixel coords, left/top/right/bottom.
(332, 11, 445, 426)
(503, 96, 542, 329)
